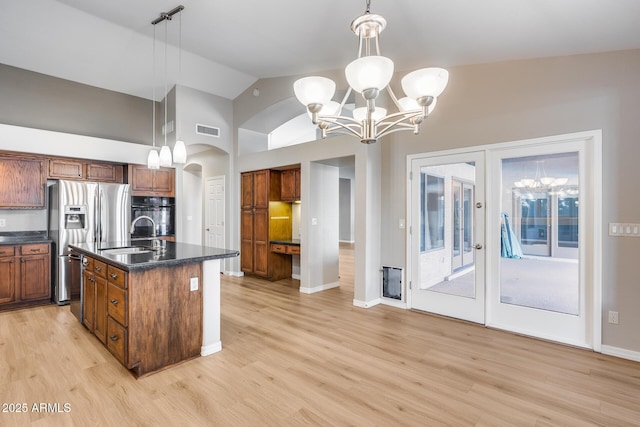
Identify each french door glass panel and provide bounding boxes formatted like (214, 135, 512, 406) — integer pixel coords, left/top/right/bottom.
(489, 143, 589, 348)
(410, 152, 485, 324)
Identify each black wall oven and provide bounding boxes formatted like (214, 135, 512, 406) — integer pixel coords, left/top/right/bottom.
(131, 196, 175, 239)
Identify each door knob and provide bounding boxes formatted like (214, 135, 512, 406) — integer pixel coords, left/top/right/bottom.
(475, 243, 483, 250)
(476, 202, 483, 208)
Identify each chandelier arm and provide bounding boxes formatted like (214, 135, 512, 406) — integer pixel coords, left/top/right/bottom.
(385, 84, 403, 110)
(374, 29, 381, 55)
(322, 120, 366, 139)
(376, 114, 419, 136)
(380, 109, 423, 122)
(339, 86, 353, 110)
(319, 114, 362, 126)
(377, 125, 417, 140)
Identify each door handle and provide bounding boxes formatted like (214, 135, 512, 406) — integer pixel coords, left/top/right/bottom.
(475, 244, 483, 250)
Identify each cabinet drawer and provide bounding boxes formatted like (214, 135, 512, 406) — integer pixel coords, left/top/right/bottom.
(107, 317, 127, 365)
(0, 246, 16, 257)
(271, 244, 286, 254)
(107, 283, 127, 327)
(286, 245, 300, 255)
(93, 259, 107, 278)
(21, 243, 49, 255)
(107, 265, 127, 289)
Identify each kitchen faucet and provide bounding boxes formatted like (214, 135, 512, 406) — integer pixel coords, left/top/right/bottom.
(130, 215, 161, 250)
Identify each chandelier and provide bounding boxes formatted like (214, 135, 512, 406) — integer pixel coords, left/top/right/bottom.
(293, 0, 449, 144)
(514, 161, 568, 190)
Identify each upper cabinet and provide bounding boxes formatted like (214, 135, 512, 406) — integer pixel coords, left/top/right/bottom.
(128, 165, 175, 197)
(280, 168, 301, 202)
(48, 158, 124, 183)
(0, 155, 46, 209)
(241, 169, 280, 209)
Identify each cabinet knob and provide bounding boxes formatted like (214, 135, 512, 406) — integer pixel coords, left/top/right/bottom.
(110, 299, 119, 306)
(95, 266, 102, 271)
(110, 273, 118, 279)
(109, 335, 118, 342)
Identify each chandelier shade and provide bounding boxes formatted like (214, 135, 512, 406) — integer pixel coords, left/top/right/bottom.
(401, 68, 449, 99)
(294, 77, 336, 106)
(353, 107, 387, 122)
(344, 56, 394, 93)
(292, 0, 448, 144)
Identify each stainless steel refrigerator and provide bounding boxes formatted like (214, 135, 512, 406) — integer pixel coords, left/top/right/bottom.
(49, 180, 130, 307)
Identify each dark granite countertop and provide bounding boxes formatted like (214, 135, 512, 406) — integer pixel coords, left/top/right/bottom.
(69, 239, 239, 271)
(0, 231, 52, 245)
(270, 239, 301, 246)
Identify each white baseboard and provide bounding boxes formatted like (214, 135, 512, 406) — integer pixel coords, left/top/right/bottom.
(601, 345, 640, 362)
(339, 240, 355, 243)
(353, 298, 381, 308)
(201, 341, 222, 357)
(299, 281, 339, 294)
(380, 298, 407, 309)
(292, 273, 301, 280)
(224, 270, 244, 277)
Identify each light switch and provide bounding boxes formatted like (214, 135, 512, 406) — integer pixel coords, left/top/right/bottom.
(311, 218, 318, 226)
(0, 219, 5, 227)
(190, 277, 199, 291)
(609, 222, 640, 237)
(399, 219, 405, 229)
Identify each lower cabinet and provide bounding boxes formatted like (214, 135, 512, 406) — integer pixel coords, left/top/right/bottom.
(83, 257, 128, 359)
(0, 243, 51, 310)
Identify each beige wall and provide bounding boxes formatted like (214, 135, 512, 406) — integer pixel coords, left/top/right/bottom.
(234, 49, 640, 353)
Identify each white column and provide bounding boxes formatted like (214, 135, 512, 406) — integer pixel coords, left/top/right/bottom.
(201, 258, 222, 356)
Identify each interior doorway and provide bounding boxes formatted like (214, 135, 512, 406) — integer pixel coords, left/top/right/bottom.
(205, 176, 225, 249)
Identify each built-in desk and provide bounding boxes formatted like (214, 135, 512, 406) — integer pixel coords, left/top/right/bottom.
(270, 239, 300, 255)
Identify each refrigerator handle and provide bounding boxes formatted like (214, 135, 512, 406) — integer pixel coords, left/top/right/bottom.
(95, 187, 101, 243)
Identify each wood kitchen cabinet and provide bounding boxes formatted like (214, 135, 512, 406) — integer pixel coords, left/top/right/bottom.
(241, 169, 292, 280)
(0, 156, 46, 208)
(280, 168, 301, 202)
(48, 158, 124, 182)
(128, 164, 175, 197)
(0, 243, 51, 310)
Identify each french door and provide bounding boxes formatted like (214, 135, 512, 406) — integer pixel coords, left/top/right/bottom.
(408, 132, 600, 349)
(408, 151, 485, 324)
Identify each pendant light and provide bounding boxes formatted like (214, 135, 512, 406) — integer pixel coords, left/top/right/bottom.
(172, 10, 187, 164)
(158, 17, 172, 167)
(147, 23, 160, 169)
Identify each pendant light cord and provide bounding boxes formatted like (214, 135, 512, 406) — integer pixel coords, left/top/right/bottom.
(152, 25, 156, 149)
(164, 19, 168, 148)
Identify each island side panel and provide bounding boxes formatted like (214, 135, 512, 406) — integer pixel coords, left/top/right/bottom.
(128, 263, 203, 377)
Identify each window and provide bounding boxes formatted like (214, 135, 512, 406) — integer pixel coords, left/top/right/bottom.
(420, 174, 445, 251)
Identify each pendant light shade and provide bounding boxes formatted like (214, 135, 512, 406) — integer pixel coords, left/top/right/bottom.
(147, 148, 160, 169)
(173, 140, 187, 164)
(159, 145, 172, 167)
(345, 56, 394, 93)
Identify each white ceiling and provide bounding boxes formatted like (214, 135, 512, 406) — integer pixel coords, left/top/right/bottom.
(2, 0, 640, 101)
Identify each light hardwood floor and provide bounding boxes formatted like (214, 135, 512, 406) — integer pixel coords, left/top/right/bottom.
(1, 245, 639, 426)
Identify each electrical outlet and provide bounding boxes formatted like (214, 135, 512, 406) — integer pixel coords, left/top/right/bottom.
(0, 219, 5, 227)
(608, 310, 619, 324)
(190, 277, 199, 291)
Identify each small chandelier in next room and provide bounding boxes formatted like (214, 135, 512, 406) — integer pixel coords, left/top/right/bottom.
(293, 0, 449, 144)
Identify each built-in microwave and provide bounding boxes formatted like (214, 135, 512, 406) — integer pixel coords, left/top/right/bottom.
(131, 196, 175, 238)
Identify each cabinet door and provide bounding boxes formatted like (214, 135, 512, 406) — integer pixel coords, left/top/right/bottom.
(83, 271, 95, 331)
(253, 170, 270, 209)
(240, 209, 255, 273)
(253, 209, 269, 277)
(0, 157, 45, 208)
(19, 255, 50, 301)
(87, 163, 121, 183)
(241, 173, 254, 209)
(153, 168, 175, 196)
(281, 170, 295, 201)
(0, 257, 17, 304)
(48, 159, 84, 180)
(94, 276, 107, 344)
(130, 166, 155, 193)
(294, 169, 301, 200)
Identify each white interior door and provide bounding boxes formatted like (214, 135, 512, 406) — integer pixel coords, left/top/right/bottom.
(408, 151, 485, 324)
(205, 176, 225, 248)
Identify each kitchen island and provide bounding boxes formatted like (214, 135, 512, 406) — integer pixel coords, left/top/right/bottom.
(69, 240, 238, 378)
